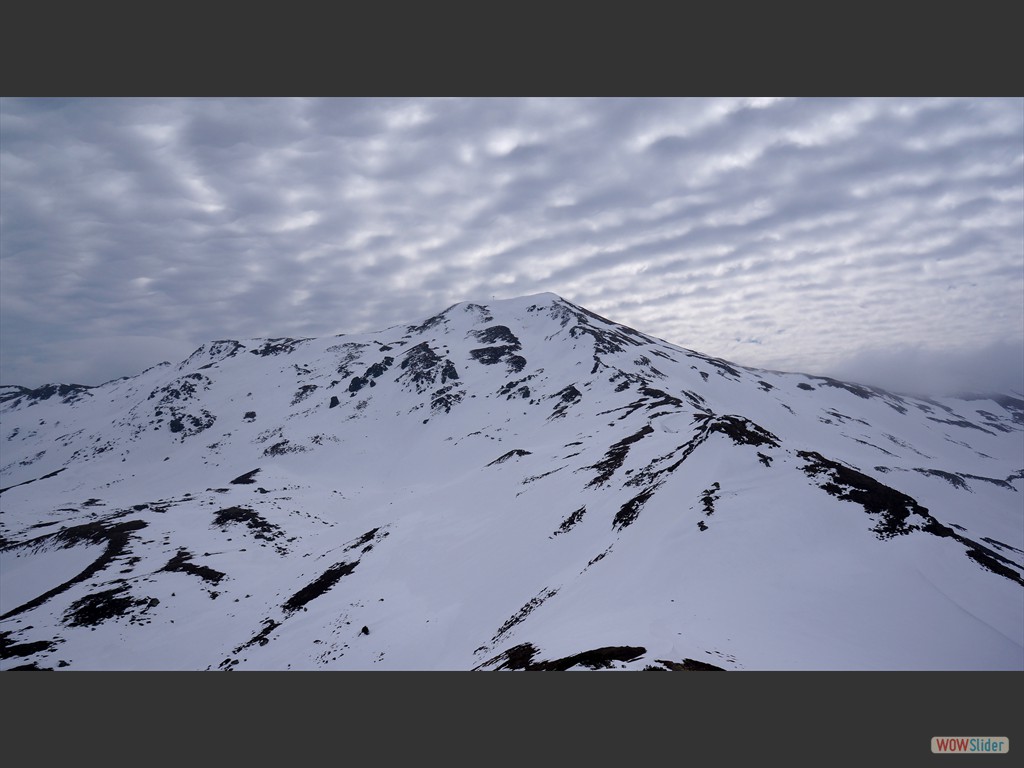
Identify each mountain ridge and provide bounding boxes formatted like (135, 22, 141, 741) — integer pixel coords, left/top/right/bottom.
(4, 291, 1020, 405)
(1, 292, 1021, 670)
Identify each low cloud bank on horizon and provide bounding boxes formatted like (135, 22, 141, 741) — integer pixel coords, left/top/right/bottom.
(2, 97, 1022, 396)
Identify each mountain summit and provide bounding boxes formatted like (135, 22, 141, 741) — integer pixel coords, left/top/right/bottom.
(1, 293, 1021, 670)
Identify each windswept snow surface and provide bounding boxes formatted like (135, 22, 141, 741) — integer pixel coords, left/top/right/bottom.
(1, 293, 1021, 670)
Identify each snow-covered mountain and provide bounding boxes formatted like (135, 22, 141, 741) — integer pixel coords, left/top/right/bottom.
(1, 293, 1021, 671)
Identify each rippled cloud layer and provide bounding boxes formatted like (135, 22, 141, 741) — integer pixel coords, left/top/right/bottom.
(2, 97, 1021, 393)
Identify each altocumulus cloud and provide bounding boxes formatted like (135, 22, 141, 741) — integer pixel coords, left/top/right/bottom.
(1, 97, 1021, 395)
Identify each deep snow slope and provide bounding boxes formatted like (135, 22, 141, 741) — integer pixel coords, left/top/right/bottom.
(1, 293, 1022, 670)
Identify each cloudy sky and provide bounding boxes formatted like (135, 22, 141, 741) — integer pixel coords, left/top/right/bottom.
(1, 97, 1022, 395)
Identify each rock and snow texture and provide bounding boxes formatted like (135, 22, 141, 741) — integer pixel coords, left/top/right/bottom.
(1, 293, 1022, 670)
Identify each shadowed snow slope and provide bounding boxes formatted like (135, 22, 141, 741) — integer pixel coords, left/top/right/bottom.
(1, 293, 1022, 670)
